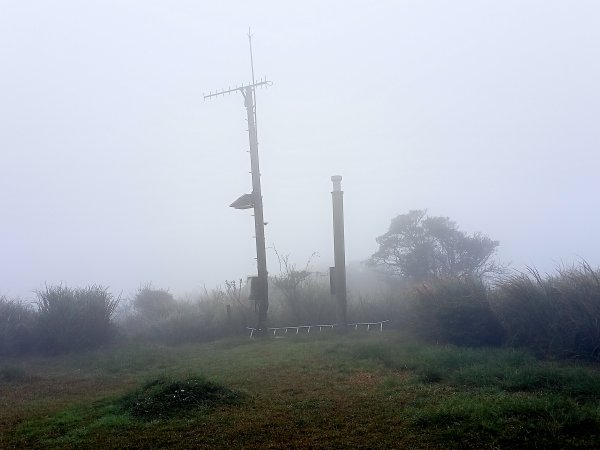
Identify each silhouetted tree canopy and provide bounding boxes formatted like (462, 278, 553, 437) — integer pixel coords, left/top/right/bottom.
(368, 210, 500, 281)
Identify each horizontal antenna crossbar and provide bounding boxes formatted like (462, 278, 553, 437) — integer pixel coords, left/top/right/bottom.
(204, 79, 273, 100)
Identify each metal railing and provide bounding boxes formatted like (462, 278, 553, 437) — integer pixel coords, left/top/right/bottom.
(247, 320, 389, 338)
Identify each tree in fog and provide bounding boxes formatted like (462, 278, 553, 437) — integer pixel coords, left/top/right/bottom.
(368, 210, 500, 282)
(133, 284, 175, 321)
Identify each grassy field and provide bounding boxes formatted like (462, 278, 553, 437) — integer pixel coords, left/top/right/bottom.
(1, 331, 599, 449)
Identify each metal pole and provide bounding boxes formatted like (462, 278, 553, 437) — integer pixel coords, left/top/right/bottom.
(331, 175, 347, 331)
(245, 86, 269, 335)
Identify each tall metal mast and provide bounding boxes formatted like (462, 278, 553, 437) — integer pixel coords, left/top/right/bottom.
(204, 34, 272, 335)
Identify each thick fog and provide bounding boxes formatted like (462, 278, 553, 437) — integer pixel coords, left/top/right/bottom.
(1, 1, 599, 299)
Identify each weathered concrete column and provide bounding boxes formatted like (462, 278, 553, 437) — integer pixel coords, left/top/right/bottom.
(331, 175, 347, 331)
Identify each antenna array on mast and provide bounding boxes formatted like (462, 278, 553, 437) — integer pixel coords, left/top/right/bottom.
(203, 31, 272, 335)
(203, 78, 273, 101)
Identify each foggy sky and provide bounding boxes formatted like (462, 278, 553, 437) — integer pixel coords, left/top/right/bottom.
(1, 1, 599, 299)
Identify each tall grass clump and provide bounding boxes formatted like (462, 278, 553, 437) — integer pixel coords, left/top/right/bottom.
(121, 283, 249, 344)
(408, 276, 505, 347)
(0, 296, 36, 355)
(35, 285, 119, 353)
(494, 262, 600, 360)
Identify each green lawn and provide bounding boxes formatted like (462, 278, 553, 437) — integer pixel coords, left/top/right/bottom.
(1, 332, 599, 449)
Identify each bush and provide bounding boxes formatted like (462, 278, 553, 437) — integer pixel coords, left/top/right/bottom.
(493, 263, 600, 360)
(408, 277, 505, 347)
(150, 299, 230, 344)
(132, 284, 176, 321)
(121, 284, 246, 345)
(35, 285, 119, 353)
(0, 296, 36, 355)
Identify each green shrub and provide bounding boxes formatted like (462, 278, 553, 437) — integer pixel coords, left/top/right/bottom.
(0, 296, 36, 355)
(118, 375, 243, 420)
(408, 277, 505, 347)
(493, 263, 600, 360)
(35, 285, 119, 353)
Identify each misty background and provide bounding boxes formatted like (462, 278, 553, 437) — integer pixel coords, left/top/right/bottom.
(1, 0, 599, 299)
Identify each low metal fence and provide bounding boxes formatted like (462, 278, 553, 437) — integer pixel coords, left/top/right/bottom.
(247, 320, 389, 338)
